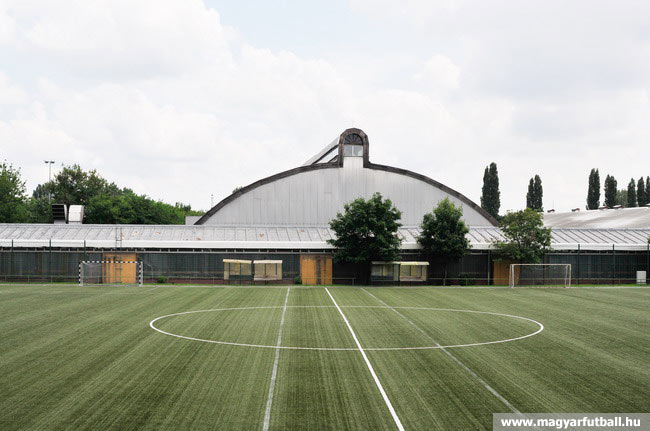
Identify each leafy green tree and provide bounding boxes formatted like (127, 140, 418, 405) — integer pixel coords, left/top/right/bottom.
(494, 208, 552, 263)
(637, 177, 647, 207)
(46, 164, 119, 205)
(27, 184, 52, 223)
(0, 160, 29, 222)
(480, 162, 500, 218)
(646, 177, 650, 206)
(604, 175, 618, 207)
(29, 164, 201, 224)
(175, 202, 204, 217)
(627, 179, 637, 207)
(587, 168, 600, 209)
(417, 198, 470, 285)
(327, 193, 402, 285)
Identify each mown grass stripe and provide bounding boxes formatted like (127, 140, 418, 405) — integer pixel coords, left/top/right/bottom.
(325, 288, 405, 431)
(262, 287, 290, 431)
(362, 288, 521, 414)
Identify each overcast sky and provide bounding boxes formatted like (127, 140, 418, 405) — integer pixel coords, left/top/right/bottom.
(1, 0, 649, 214)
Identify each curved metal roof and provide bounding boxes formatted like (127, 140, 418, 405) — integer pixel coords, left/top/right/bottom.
(195, 128, 499, 227)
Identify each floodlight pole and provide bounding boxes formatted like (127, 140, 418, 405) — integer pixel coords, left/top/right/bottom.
(44, 160, 55, 203)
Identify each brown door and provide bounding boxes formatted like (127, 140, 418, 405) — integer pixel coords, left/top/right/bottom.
(300, 255, 333, 285)
(492, 260, 514, 286)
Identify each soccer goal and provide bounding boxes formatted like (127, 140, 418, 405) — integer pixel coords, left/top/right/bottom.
(509, 264, 571, 288)
(79, 261, 143, 287)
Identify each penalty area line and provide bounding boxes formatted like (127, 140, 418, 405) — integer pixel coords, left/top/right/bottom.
(362, 288, 521, 415)
(262, 287, 291, 431)
(325, 288, 405, 431)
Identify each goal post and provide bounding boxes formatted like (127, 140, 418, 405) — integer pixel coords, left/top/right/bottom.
(79, 261, 143, 287)
(509, 264, 571, 288)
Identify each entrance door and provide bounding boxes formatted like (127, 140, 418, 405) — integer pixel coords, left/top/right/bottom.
(300, 255, 332, 285)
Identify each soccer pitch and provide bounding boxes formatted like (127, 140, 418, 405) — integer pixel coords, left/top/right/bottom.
(0, 285, 648, 430)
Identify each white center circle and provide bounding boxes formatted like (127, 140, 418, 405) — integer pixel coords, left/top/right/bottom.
(149, 306, 544, 351)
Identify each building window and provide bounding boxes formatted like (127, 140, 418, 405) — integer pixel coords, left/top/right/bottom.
(343, 144, 363, 157)
(342, 133, 364, 157)
(223, 259, 252, 280)
(254, 260, 283, 281)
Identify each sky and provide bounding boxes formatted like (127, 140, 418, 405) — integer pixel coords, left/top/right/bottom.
(1, 0, 649, 214)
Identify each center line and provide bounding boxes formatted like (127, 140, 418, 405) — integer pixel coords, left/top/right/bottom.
(325, 288, 405, 431)
(262, 287, 291, 431)
(362, 288, 521, 414)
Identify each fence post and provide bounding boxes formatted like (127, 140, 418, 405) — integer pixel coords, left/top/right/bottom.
(576, 243, 581, 285)
(612, 243, 616, 285)
(10, 239, 14, 282)
(49, 239, 52, 283)
(487, 250, 491, 286)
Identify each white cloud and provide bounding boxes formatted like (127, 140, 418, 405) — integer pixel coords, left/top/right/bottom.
(0, 0, 649, 214)
(413, 55, 460, 97)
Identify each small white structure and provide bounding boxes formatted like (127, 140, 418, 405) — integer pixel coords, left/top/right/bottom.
(68, 205, 84, 224)
(371, 261, 429, 282)
(223, 259, 252, 280)
(253, 260, 283, 281)
(399, 261, 429, 282)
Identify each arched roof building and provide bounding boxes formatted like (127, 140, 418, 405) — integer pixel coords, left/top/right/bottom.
(195, 128, 498, 227)
(1, 128, 648, 286)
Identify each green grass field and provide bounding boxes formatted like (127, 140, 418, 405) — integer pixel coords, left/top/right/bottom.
(1, 285, 648, 430)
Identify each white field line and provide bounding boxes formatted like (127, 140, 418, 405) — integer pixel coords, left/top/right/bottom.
(325, 288, 405, 431)
(137, 286, 162, 294)
(149, 305, 543, 351)
(262, 287, 291, 431)
(362, 288, 521, 414)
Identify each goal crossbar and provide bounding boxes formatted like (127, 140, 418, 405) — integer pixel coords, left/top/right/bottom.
(79, 261, 143, 286)
(509, 263, 571, 288)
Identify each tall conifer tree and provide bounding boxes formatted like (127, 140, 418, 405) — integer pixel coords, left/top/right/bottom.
(526, 175, 543, 211)
(637, 177, 647, 207)
(526, 178, 534, 209)
(481, 163, 500, 218)
(533, 175, 543, 211)
(604, 175, 618, 208)
(587, 169, 600, 209)
(627, 179, 637, 207)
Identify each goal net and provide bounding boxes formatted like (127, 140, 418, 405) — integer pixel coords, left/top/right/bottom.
(79, 261, 143, 286)
(509, 264, 571, 288)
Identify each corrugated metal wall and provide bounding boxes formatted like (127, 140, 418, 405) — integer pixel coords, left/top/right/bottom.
(203, 160, 493, 226)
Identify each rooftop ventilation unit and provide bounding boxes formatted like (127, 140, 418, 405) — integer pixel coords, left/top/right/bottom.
(52, 204, 67, 224)
(68, 205, 84, 224)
